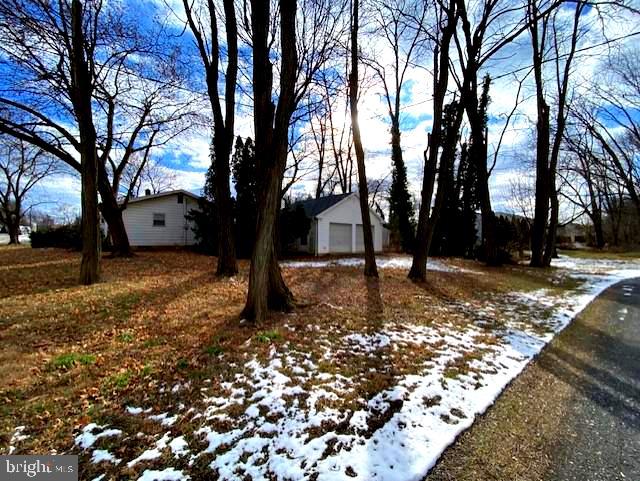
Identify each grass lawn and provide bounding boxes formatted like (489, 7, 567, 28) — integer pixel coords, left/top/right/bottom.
(558, 248, 640, 260)
(0, 246, 621, 480)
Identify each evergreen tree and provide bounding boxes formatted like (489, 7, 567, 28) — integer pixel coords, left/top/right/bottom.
(388, 155, 416, 253)
(231, 136, 258, 258)
(457, 142, 480, 257)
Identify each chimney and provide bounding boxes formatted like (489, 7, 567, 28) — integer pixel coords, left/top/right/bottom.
(145, 189, 151, 196)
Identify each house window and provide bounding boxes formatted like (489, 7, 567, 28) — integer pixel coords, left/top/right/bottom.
(153, 213, 166, 227)
(177, 193, 184, 204)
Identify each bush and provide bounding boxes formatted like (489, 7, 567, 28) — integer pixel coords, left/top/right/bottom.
(30, 222, 83, 250)
(185, 198, 218, 255)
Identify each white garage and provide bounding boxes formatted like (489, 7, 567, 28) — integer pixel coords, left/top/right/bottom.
(293, 193, 385, 255)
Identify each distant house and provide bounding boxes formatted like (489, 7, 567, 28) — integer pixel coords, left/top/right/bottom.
(557, 222, 587, 245)
(120, 189, 201, 247)
(291, 193, 386, 255)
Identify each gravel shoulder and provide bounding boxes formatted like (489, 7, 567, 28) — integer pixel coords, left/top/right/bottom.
(425, 278, 640, 481)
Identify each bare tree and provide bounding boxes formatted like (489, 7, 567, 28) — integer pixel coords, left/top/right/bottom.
(324, 70, 356, 195)
(0, 138, 57, 244)
(559, 129, 607, 248)
(0, 0, 196, 258)
(241, 0, 299, 321)
(349, 0, 378, 278)
(409, 0, 460, 281)
(451, 0, 564, 265)
(242, 0, 348, 321)
(365, 0, 427, 252)
(120, 155, 177, 199)
(529, 0, 585, 267)
(0, 0, 101, 281)
(572, 48, 640, 220)
(182, 0, 239, 276)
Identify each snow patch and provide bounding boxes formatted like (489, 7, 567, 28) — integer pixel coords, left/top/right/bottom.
(74, 424, 122, 450)
(137, 468, 190, 481)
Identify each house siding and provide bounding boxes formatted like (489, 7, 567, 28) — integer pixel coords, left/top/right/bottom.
(316, 195, 383, 255)
(122, 194, 200, 246)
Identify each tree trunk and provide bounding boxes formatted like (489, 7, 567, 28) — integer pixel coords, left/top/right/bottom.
(389, 120, 414, 252)
(528, 1, 550, 268)
(475, 131, 499, 266)
(210, 0, 238, 277)
(424, 104, 464, 257)
(241, 0, 297, 322)
(7, 217, 20, 244)
(460, 71, 499, 265)
(592, 206, 605, 249)
(542, 186, 558, 265)
(409, 142, 438, 281)
(349, 0, 377, 278)
(530, 108, 550, 267)
(71, 0, 100, 285)
(242, 163, 293, 321)
(213, 133, 237, 276)
(467, 93, 498, 265)
(409, 0, 457, 281)
(97, 163, 132, 257)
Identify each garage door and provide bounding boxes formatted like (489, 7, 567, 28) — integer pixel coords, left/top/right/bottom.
(329, 223, 352, 253)
(355, 224, 375, 252)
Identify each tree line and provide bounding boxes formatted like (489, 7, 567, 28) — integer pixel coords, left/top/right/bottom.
(0, 0, 638, 321)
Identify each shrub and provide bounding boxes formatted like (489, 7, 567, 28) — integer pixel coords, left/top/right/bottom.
(30, 221, 82, 250)
(30, 220, 108, 251)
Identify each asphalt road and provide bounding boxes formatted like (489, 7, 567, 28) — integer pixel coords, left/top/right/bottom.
(546, 278, 640, 481)
(426, 278, 640, 481)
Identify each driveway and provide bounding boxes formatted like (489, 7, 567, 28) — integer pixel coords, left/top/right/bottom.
(426, 278, 640, 481)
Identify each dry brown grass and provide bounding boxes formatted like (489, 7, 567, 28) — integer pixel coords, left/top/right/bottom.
(0, 247, 576, 457)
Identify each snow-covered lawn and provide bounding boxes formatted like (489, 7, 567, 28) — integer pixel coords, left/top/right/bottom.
(281, 255, 480, 274)
(0, 233, 30, 245)
(9, 254, 640, 481)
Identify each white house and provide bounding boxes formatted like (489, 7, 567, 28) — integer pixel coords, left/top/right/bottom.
(292, 193, 386, 255)
(120, 189, 201, 247)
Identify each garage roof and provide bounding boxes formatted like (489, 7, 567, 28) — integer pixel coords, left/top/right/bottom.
(294, 193, 352, 218)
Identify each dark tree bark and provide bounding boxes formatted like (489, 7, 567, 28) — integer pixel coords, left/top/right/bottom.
(531, 0, 584, 266)
(409, 0, 458, 281)
(529, 0, 550, 267)
(425, 103, 464, 253)
(543, 2, 585, 266)
(97, 163, 131, 257)
(241, 0, 298, 322)
(464, 74, 499, 265)
(454, 0, 502, 266)
(183, 0, 238, 276)
(389, 120, 415, 252)
(71, 0, 100, 285)
(452, 0, 565, 266)
(349, 0, 378, 278)
(7, 206, 20, 244)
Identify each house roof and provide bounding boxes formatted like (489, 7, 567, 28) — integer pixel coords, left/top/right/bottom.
(294, 192, 386, 224)
(294, 193, 353, 218)
(121, 189, 201, 206)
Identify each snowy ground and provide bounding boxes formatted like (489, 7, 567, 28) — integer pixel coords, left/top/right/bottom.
(13, 255, 640, 481)
(281, 256, 481, 274)
(0, 233, 30, 245)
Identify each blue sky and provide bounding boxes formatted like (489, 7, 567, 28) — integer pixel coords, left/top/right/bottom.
(3, 0, 638, 222)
